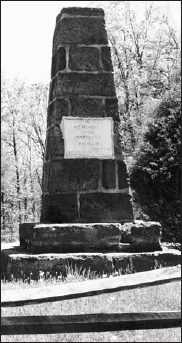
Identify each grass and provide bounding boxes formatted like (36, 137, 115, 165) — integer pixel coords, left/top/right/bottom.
(1, 267, 181, 342)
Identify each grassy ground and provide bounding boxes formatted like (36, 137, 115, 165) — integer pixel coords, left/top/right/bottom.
(1, 269, 181, 342)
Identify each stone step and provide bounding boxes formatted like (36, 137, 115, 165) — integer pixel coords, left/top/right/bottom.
(19, 223, 122, 253)
(19, 221, 162, 253)
(1, 243, 180, 281)
(120, 221, 162, 251)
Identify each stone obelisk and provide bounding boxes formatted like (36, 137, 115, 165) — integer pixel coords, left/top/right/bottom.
(1, 8, 165, 281)
(41, 7, 133, 225)
(19, 7, 134, 253)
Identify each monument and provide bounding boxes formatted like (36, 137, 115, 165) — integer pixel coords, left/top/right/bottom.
(19, 6, 136, 253)
(18, 7, 163, 253)
(41, 7, 133, 225)
(2, 8, 174, 281)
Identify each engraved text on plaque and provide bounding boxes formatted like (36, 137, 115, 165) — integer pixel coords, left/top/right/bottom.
(61, 117, 114, 159)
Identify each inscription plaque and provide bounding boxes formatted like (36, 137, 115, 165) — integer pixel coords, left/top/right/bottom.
(61, 117, 114, 159)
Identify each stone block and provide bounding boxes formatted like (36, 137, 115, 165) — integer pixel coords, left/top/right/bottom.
(105, 97, 119, 120)
(102, 160, 116, 189)
(57, 7, 104, 22)
(53, 17, 107, 50)
(70, 97, 105, 117)
(41, 193, 78, 223)
(47, 98, 69, 127)
(80, 193, 134, 222)
(48, 160, 100, 192)
(120, 221, 162, 251)
(19, 223, 122, 253)
(69, 46, 100, 72)
(56, 47, 66, 71)
(19, 222, 38, 247)
(101, 47, 113, 71)
(47, 102, 54, 128)
(48, 78, 56, 102)
(112, 251, 181, 274)
(1, 243, 181, 280)
(117, 161, 129, 189)
(55, 73, 116, 97)
(51, 47, 66, 78)
(51, 55, 56, 79)
(45, 125, 64, 161)
(42, 162, 50, 193)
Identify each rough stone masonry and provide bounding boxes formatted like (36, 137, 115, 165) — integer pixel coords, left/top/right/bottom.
(18, 7, 162, 253)
(41, 7, 134, 225)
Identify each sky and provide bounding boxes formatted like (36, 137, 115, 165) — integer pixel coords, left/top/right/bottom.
(1, 1, 181, 84)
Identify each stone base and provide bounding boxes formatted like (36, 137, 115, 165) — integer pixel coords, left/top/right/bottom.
(19, 223, 122, 253)
(1, 242, 180, 281)
(19, 221, 162, 253)
(120, 221, 162, 251)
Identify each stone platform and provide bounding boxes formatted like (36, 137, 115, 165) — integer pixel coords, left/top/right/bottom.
(1, 242, 180, 281)
(19, 221, 162, 253)
(19, 223, 122, 253)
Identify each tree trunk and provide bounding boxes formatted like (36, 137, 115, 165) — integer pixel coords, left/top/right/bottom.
(12, 121, 21, 223)
(1, 191, 6, 231)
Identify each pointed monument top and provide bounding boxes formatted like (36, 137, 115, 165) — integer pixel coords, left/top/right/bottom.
(56, 7, 105, 23)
